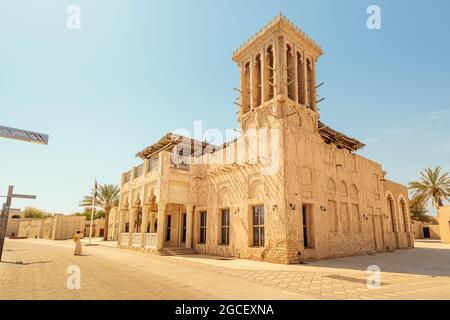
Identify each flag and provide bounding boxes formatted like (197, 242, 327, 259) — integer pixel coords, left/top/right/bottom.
(93, 178, 99, 199)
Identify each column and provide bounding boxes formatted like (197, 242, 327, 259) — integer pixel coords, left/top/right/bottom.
(240, 66, 245, 116)
(185, 204, 194, 248)
(118, 208, 128, 243)
(309, 59, 317, 111)
(149, 211, 157, 233)
(276, 35, 287, 96)
(249, 59, 254, 111)
(141, 204, 150, 247)
(156, 202, 167, 250)
(128, 207, 137, 245)
(299, 52, 307, 105)
(293, 46, 298, 103)
(261, 47, 266, 103)
(118, 209, 125, 233)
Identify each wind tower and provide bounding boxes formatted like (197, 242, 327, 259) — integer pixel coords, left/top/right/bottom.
(232, 14, 323, 131)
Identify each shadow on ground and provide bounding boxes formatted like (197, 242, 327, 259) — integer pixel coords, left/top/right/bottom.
(306, 246, 450, 277)
(175, 242, 450, 277)
(0, 260, 53, 266)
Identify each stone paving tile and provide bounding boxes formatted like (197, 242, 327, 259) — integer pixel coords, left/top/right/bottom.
(0, 239, 309, 300)
(160, 249, 450, 300)
(3, 239, 450, 300)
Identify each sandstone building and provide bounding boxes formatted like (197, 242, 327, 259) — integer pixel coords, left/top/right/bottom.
(5, 209, 24, 238)
(411, 217, 441, 240)
(17, 219, 44, 239)
(18, 215, 85, 240)
(112, 14, 414, 263)
(85, 218, 106, 238)
(437, 207, 450, 243)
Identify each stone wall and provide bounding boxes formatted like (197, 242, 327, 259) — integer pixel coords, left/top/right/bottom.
(411, 220, 441, 240)
(6, 209, 24, 238)
(17, 219, 44, 239)
(41, 215, 86, 240)
(438, 206, 450, 243)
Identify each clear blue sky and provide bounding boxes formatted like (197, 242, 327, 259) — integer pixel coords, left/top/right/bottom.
(1, 0, 449, 214)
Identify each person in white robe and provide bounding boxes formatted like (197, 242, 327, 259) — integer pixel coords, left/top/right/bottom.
(73, 231, 83, 256)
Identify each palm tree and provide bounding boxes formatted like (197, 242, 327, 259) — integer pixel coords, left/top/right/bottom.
(408, 166, 450, 208)
(80, 184, 120, 241)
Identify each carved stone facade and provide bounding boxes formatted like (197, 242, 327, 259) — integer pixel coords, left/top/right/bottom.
(111, 14, 413, 264)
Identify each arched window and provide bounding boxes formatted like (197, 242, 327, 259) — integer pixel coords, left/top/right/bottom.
(242, 61, 251, 114)
(264, 45, 274, 101)
(350, 184, 361, 233)
(386, 196, 396, 232)
(253, 54, 262, 107)
(306, 58, 315, 110)
(339, 181, 348, 198)
(328, 200, 338, 232)
(286, 44, 295, 100)
(400, 199, 409, 232)
(297, 51, 306, 104)
(327, 178, 336, 195)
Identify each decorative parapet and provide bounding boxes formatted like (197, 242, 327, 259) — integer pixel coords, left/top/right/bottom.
(123, 171, 131, 184)
(135, 164, 144, 178)
(170, 154, 191, 171)
(119, 232, 129, 245)
(232, 13, 323, 62)
(131, 233, 141, 246)
(144, 233, 157, 247)
(147, 157, 159, 173)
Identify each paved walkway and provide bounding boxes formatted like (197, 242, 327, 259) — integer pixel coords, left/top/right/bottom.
(0, 239, 309, 300)
(1, 239, 450, 300)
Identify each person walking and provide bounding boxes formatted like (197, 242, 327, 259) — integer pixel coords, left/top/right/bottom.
(73, 231, 83, 256)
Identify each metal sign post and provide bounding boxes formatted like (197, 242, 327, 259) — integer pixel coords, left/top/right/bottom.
(0, 125, 46, 261)
(0, 186, 14, 262)
(0, 186, 37, 262)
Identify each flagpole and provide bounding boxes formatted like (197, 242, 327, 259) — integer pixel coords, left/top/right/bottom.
(89, 197, 95, 244)
(88, 179, 96, 245)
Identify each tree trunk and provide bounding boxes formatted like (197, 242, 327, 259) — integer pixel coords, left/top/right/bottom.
(104, 208, 110, 241)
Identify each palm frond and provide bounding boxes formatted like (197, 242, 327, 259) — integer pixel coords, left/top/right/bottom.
(408, 166, 450, 208)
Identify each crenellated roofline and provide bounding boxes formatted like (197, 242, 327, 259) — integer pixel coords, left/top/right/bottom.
(232, 13, 323, 63)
